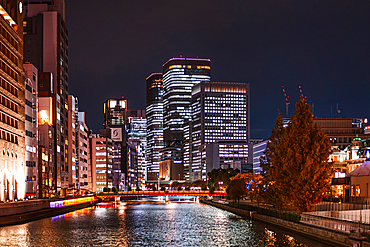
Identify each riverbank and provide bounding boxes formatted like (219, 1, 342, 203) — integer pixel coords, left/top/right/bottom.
(202, 199, 367, 247)
(0, 197, 99, 227)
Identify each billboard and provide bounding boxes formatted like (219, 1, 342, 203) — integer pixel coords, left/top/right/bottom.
(111, 128, 122, 142)
(38, 97, 53, 125)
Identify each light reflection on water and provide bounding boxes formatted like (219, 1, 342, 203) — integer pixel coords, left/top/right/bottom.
(0, 203, 334, 247)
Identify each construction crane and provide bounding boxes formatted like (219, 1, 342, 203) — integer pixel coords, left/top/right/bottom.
(299, 85, 307, 100)
(282, 86, 290, 118)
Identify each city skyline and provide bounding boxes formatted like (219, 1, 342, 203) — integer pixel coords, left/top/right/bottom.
(66, 1, 370, 139)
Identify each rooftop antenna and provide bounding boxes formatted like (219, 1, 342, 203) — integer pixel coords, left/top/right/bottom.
(337, 103, 340, 118)
(282, 86, 290, 118)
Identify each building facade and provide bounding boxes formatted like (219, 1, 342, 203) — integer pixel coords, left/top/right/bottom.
(24, 62, 38, 197)
(127, 115, 146, 188)
(190, 81, 250, 181)
(89, 134, 113, 192)
(162, 57, 211, 146)
(146, 73, 163, 181)
(313, 118, 370, 150)
(103, 98, 127, 190)
(0, 0, 25, 201)
(24, 0, 69, 192)
(205, 142, 252, 173)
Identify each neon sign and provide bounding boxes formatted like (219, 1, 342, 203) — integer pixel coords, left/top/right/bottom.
(49, 197, 95, 208)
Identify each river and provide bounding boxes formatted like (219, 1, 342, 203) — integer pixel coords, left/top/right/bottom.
(0, 202, 338, 246)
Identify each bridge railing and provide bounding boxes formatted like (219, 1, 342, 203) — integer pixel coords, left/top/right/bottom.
(97, 190, 226, 196)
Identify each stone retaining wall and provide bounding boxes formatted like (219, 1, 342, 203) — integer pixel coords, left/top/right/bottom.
(202, 200, 365, 247)
(0, 200, 50, 216)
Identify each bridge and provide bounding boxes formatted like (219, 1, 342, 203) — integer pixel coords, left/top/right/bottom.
(96, 190, 228, 198)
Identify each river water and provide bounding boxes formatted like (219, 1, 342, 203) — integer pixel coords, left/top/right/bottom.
(0, 202, 337, 247)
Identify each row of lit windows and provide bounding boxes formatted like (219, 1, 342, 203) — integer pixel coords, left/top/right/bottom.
(0, 60, 18, 81)
(0, 24, 19, 50)
(0, 111, 18, 128)
(1, 95, 18, 113)
(1, 77, 18, 97)
(0, 130, 18, 144)
(0, 42, 18, 65)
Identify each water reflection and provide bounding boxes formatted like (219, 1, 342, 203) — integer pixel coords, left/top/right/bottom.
(0, 202, 334, 247)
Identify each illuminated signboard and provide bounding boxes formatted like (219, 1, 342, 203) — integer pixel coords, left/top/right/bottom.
(49, 197, 95, 208)
(38, 97, 53, 125)
(111, 128, 122, 142)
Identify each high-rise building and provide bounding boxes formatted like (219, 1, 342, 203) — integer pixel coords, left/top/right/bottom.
(0, 0, 25, 201)
(89, 134, 113, 192)
(162, 58, 211, 146)
(24, 62, 38, 197)
(162, 58, 211, 182)
(68, 95, 90, 191)
(103, 98, 129, 190)
(37, 72, 55, 194)
(190, 81, 250, 181)
(146, 73, 163, 181)
(24, 0, 69, 192)
(67, 95, 77, 188)
(77, 112, 90, 191)
(127, 114, 146, 188)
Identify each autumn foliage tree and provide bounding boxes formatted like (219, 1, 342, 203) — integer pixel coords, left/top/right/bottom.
(230, 173, 263, 204)
(228, 179, 247, 204)
(260, 98, 331, 213)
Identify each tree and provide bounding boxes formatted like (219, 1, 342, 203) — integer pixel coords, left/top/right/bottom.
(228, 179, 247, 204)
(230, 173, 263, 203)
(261, 98, 331, 213)
(207, 168, 240, 191)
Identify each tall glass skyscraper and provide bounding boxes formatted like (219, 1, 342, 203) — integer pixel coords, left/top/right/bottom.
(190, 81, 250, 181)
(162, 58, 211, 145)
(146, 73, 164, 181)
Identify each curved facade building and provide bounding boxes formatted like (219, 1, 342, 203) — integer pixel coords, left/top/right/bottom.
(162, 58, 211, 146)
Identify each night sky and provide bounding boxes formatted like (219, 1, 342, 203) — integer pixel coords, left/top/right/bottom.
(65, 1, 370, 139)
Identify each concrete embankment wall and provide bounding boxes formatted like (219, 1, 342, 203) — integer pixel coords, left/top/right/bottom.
(202, 200, 364, 247)
(0, 202, 93, 227)
(0, 200, 50, 217)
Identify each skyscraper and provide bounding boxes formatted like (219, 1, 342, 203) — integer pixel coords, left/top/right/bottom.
(146, 73, 163, 181)
(24, 0, 69, 192)
(190, 81, 250, 181)
(162, 58, 211, 146)
(161, 58, 211, 182)
(0, 0, 25, 201)
(127, 114, 146, 188)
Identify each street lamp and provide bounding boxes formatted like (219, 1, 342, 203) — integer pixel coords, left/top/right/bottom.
(218, 181, 223, 190)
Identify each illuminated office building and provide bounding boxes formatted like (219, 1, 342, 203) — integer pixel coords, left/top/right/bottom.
(89, 134, 113, 192)
(162, 57, 211, 145)
(0, 0, 25, 201)
(205, 142, 252, 172)
(38, 72, 55, 193)
(24, 0, 69, 192)
(76, 112, 89, 191)
(146, 73, 163, 181)
(24, 63, 38, 197)
(162, 58, 210, 182)
(127, 115, 146, 188)
(68, 95, 90, 191)
(190, 81, 250, 181)
(103, 98, 126, 189)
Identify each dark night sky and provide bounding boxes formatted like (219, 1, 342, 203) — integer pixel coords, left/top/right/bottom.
(65, 1, 370, 139)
